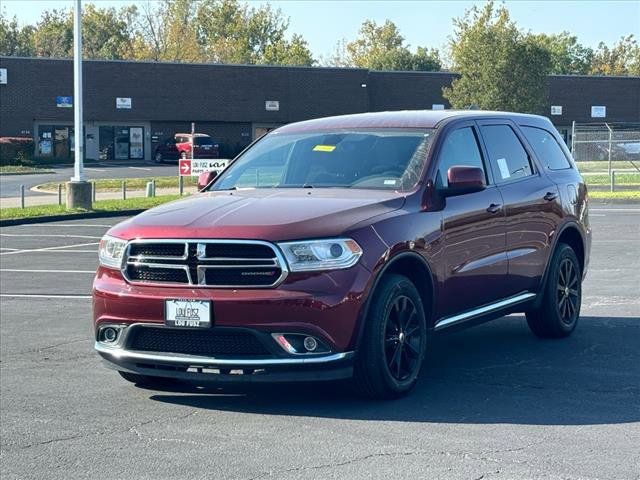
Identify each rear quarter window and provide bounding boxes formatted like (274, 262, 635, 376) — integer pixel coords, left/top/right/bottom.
(521, 126, 572, 170)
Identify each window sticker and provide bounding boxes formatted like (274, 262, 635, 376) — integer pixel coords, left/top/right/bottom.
(496, 157, 511, 179)
(383, 179, 397, 185)
(313, 145, 336, 152)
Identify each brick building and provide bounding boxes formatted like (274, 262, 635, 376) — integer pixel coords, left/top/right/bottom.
(1, 56, 638, 161)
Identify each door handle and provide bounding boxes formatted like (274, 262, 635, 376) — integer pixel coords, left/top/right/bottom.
(486, 203, 502, 214)
(543, 192, 558, 201)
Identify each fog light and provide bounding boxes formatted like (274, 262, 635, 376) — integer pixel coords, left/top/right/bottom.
(303, 336, 318, 352)
(102, 327, 118, 343)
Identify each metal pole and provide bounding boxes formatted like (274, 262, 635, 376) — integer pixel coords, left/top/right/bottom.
(607, 123, 612, 176)
(92, 181, 96, 202)
(152, 179, 156, 197)
(71, 0, 84, 182)
(571, 121, 576, 154)
(122, 180, 126, 200)
(58, 184, 62, 206)
(191, 122, 195, 160)
(611, 171, 616, 193)
(20, 185, 24, 209)
(179, 175, 184, 196)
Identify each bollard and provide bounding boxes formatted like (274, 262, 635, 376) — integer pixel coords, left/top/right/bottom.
(611, 171, 616, 193)
(179, 175, 184, 196)
(122, 180, 127, 200)
(145, 181, 154, 198)
(58, 184, 62, 206)
(91, 181, 96, 202)
(20, 184, 25, 209)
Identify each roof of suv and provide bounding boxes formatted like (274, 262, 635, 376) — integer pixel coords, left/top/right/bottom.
(276, 110, 549, 133)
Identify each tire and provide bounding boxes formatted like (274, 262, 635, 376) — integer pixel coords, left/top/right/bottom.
(118, 371, 180, 388)
(526, 243, 581, 338)
(353, 274, 428, 399)
(154, 152, 163, 163)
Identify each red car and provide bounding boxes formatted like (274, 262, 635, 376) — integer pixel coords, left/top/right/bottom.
(154, 133, 219, 162)
(94, 110, 591, 399)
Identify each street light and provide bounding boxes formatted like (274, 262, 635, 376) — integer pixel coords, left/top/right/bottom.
(67, 0, 92, 209)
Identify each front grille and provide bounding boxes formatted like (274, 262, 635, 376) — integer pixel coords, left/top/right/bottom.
(127, 326, 271, 357)
(122, 240, 285, 288)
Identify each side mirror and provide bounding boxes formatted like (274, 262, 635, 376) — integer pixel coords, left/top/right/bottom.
(197, 170, 218, 191)
(442, 166, 486, 196)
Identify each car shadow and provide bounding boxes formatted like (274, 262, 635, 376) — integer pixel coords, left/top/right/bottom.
(148, 315, 640, 425)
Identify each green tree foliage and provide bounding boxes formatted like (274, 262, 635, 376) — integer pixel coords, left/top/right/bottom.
(530, 32, 593, 75)
(195, 0, 313, 65)
(591, 35, 640, 76)
(443, 2, 551, 113)
(0, 11, 35, 56)
(331, 19, 441, 71)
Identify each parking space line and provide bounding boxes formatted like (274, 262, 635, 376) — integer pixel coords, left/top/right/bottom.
(129, 166, 151, 171)
(0, 242, 99, 256)
(0, 234, 102, 239)
(19, 224, 113, 228)
(1, 269, 95, 274)
(591, 208, 640, 213)
(0, 247, 19, 251)
(0, 294, 91, 299)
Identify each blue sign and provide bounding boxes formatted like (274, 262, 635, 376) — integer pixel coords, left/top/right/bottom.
(56, 96, 73, 108)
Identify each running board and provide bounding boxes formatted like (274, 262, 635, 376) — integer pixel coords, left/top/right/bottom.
(434, 292, 536, 331)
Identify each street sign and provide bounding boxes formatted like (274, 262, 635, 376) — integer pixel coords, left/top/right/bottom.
(179, 159, 230, 176)
(191, 159, 230, 175)
(179, 159, 192, 176)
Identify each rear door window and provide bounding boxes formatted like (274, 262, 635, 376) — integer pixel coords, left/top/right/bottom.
(437, 127, 487, 187)
(480, 125, 534, 182)
(521, 126, 572, 170)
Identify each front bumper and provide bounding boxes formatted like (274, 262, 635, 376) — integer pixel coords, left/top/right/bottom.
(95, 325, 354, 383)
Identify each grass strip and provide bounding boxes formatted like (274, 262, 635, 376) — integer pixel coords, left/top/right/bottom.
(0, 165, 55, 175)
(36, 176, 198, 193)
(0, 195, 182, 221)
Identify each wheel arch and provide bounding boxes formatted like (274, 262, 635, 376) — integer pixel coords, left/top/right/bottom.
(354, 251, 437, 351)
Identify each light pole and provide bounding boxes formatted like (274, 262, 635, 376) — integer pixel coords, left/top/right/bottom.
(67, 0, 92, 209)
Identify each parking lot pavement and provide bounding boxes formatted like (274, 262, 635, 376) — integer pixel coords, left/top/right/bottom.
(1, 208, 639, 480)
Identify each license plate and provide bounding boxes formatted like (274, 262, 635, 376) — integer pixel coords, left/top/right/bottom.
(165, 299, 211, 328)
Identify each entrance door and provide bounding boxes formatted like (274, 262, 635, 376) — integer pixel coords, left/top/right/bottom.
(114, 128, 130, 160)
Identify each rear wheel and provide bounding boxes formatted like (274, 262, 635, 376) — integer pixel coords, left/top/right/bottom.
(353, 274, 427, 399)
(526, 243, 581, 338)
(118, 371, 181, 388)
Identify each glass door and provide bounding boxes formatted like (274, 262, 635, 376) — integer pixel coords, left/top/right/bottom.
(114, 128, 130, 160)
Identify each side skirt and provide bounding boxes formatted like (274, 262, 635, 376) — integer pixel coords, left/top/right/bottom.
(434, 292, 537, 331)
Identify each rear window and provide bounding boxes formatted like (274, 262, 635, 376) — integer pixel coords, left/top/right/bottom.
(521, 126, 572, 170)
(480, 125, 534, 182)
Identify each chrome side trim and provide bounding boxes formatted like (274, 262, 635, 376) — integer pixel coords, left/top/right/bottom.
(95, 342, 353, 366)
(434, 292, 536, 331)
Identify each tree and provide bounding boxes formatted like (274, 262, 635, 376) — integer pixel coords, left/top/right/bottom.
(530, 32, 593, 75)
(591, 35, 640, 76)
(32, 9, 72, 58)
(195, 0, 313, 65)
(80, 4, 137, 60)
(332, 19, 441, 71)
(0, 11, 34, 56)
(443, 2, 551, 114)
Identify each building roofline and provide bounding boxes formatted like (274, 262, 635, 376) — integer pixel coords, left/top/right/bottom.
(3, 55, 639, 79)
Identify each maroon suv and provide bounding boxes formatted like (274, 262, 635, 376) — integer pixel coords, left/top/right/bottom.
(94, 110, 591, 399)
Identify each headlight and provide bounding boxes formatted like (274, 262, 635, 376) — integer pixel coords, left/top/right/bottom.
(98, 235, 127, 269)
(277, 238, 362, 272)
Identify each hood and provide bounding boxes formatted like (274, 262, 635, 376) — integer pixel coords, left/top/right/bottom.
(108, 188, 406, 241)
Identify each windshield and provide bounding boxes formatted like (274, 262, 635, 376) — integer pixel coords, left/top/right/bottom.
(212, 129, 435, 191)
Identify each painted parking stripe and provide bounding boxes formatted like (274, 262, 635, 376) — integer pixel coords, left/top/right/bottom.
(0, 234, 102, 239)
(0, 294, 91, 299)
(1, 269, 95, 274)
(129, 166, 151, 171)
(19, 224, 113, 228)
(590, 208, 640, 213)
(0, 241, 99, 256)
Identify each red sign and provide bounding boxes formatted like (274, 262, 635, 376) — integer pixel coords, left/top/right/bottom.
(179, 159, 191, 176)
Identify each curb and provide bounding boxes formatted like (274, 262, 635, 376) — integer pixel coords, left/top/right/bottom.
(0, 209, 145, 227)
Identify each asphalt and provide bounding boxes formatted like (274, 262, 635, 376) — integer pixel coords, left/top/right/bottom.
(0, 161, 179, 198)
(0, 207, 639, 480)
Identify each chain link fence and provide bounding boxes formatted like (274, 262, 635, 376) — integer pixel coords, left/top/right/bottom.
(571, 122, 640, 174)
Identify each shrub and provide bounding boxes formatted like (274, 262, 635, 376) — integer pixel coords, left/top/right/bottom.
(0, 137, 34, 165)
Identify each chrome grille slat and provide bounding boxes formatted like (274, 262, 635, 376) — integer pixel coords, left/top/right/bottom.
(121, 239, 287, 288)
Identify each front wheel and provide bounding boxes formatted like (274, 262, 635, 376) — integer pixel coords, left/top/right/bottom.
(353, 274, 427, 399)
(526, 243, 581, 338)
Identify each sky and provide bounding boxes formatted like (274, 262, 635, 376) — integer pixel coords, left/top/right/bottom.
(2, 0, 640, 60)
